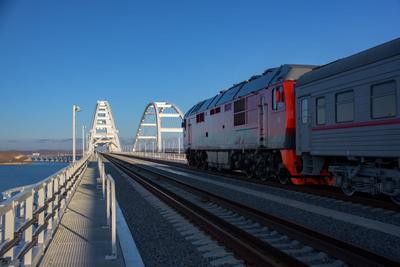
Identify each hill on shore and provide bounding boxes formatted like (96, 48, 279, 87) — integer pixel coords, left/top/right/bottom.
(0, 152, 32, 164)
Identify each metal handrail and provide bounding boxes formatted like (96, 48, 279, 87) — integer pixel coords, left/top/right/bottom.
(1, 160, 76, 200)
(129, 151, 187, 163)
(0, 154, 91, 266)
(1, 186, 28, 200)
(97, 156, 117, 260)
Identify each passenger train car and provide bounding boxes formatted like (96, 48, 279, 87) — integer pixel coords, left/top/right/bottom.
(183, 38, 400, 204)
(296, 38, 400, 203)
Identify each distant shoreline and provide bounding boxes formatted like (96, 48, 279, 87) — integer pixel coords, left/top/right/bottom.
(0, 162, 32, 166)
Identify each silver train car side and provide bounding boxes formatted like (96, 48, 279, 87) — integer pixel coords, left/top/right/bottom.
(295, 38, 400, 203)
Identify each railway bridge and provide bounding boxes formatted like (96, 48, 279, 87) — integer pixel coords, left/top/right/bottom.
(1, 99, 399, 267)
(0, 100, 185, 267)
(29, 155, 82, 163)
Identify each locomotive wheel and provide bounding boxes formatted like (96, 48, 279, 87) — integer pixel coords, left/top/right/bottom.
(195, 159, 202, 169)
(200, 161, 208, 170)
(278, 168, 291, 185)
(244, 168, 253, 179)
(254, 155, 267, 181)
(244, 165, 256, 179)
(391, 195, 400, 205)
(341, 182, 356, 196)
(254, 164, 264, 180)
(242, 158, 255, 179)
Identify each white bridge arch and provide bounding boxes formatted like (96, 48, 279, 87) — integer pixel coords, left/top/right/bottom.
(88, 100, 121, 153)
(133, 102, 184, 152)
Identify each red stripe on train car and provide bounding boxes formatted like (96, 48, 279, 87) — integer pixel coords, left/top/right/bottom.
(312, 118, 400, 131)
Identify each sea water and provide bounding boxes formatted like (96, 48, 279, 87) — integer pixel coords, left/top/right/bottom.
(0, 162, 68, 193)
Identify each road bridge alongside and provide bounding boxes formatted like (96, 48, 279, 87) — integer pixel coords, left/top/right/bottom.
(30, 155, 82, 163)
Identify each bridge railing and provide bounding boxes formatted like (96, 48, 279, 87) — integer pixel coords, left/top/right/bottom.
(0, 154, 91, 266)
(129, 151, 187, 163)
(97, 155, 117, 259)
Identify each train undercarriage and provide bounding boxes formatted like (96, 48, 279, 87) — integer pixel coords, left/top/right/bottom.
(326, 157, 400, 205)
(186, 148, 331, 185)
(186, 149, 400, 205)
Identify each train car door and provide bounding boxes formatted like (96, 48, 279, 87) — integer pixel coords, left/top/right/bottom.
(298, 96, 311, 152)
(259, 96, 268, 147)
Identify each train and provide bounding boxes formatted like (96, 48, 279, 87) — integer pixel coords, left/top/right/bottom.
(182, 38, 400, 204)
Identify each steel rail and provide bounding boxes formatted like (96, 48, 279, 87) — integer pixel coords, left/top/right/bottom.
(107, 153, 400, 267)
(119, 153, 400, 212)
(105, 154, 307, 267)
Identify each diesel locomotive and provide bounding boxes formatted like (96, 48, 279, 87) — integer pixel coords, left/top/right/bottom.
(183, 38, 400, 204)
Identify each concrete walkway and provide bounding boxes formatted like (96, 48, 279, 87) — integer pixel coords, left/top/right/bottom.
(40, 161, 125, 267)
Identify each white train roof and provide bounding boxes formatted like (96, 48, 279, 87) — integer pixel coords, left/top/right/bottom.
(297, 38, 400, 87)
(185, 64, 315, 117)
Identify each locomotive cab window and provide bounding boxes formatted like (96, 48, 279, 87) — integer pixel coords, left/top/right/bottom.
(336, 91, 354, 123)
(316, 97, 326, 125)
(234, 98, 246, 126)
(371, 81, 397, 119)
(272, 86, 285, 110)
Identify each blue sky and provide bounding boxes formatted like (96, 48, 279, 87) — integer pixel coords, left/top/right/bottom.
(1, 0, 399, 150)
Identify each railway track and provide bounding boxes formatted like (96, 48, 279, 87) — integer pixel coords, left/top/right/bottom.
(105, 153, 399, 267)
(117, 153, 400, 212)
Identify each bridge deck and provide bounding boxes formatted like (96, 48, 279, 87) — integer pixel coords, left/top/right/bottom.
(39, 161, 125, 267)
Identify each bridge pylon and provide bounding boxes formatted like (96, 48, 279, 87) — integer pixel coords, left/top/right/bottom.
(133, 102, 183, 152)
(88, 100, 121, 153)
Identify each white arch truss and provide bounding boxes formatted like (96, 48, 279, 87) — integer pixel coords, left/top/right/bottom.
(88, 100, 121, 153)
(133, 101, 184, 152)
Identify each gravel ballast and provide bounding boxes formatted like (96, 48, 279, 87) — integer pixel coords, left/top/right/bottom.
(124, 157, 400, 262)
(105, 162, 244, 267)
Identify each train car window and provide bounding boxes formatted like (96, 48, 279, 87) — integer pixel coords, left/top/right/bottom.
(278, 87, 285, 110)
(234, 98, 245, 113)
(196, 113, 205, 123)
(272, 87, 285, 110)
(301, 98, 308, 124)
(316, 97, 326, 125)
(234, 112, 246, 126)
(210, 107, 221, 116)
(371, 81, 397, 119)
(336, 91, 354, 122)
(234, 98, 246, 126)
